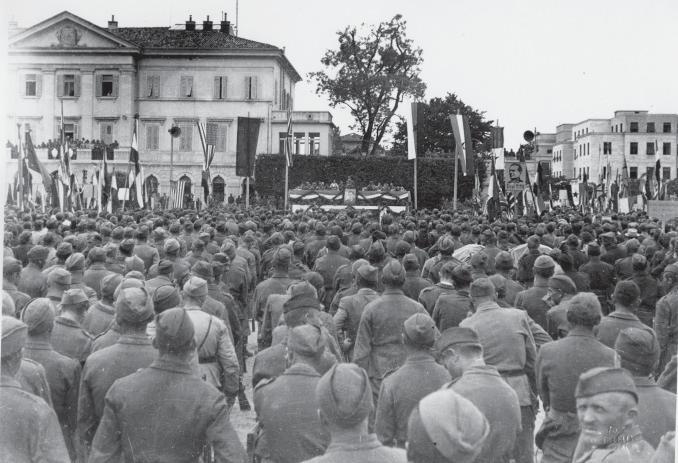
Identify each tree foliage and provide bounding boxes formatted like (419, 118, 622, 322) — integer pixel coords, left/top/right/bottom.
(309, 15, 425, 156)
(391, 93, 494, 157)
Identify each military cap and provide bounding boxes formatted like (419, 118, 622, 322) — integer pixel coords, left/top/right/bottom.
(3, 257, 22, 275)
(183, 276, 208, 298)
(613, 280, 640, 304)
(101, 273, 123, 299)
(288, 323, 326, 356)
(452, 264, 473, 285)
(403, 313, 437, 347)
(56, 242, 74, 258)
(116, 287, 154, 324)
(191, 261, 213, 281)
(470, 278, 495, 298)
(65, 252, 86, 272)
(273, 246, 292, 266)
(586, 241, 601, 256)
(408, 389, 489, 463)
(2, 291, 15, 316)
(326, 235, 341, 251)
(153, 228, 168, 241)
(164, 239, 180, 254)
(158, 260, 174, 275)
(119, 239, 136, 254)
(283, 281, 319, 314)
(356, 264, 378, 284)
(125, 270, 146, 281)
(625, 228, 639, 238)
(48, 268, 72, 287)
(155, 307, 195, 352)
(152, 285, 181, 314)
(394, 240, 411, 257)
(614, 327, 659, 373)
(1, 316, 27, 358)
(351, 258, 369, 275)
(495, 251, 514, 271)
(435, 326, 482, 353)
(124, 256, 145, 274)
(173, 263, 190, 283)
(470, 251, 489, 268)
(438, 236, 455, 254)
(600, 232, 616, 240)
(351, 222, 362, 232)
(292, 241, 305, 253)
(402, 253, 420, 270)
(534, 255, 555, 269)
(317, 363, 373, 427)
(113, 277, 144, 300)
(88, 247, 107, 263)
(60, 288, 88, 307)
(382, 259, 405, 282)
(402, 230, 417, 243)
(664, 263, 678, 275)
(575, 367, 638, 402)
(548, 275, 576, 294)
(26, 245, 49, 262)
(367, 240, 385, 258)
(21, 298, 56, 335)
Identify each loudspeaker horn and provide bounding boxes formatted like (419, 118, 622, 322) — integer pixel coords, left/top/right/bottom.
(169, 126, 181, 137)
(523, 130, 535, 143)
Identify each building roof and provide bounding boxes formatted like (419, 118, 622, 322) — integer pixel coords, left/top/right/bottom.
(110, 27, 278, 50)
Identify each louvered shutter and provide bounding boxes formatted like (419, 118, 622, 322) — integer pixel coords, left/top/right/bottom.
(180, 76, 187, 97)
(57, 75, 64, 97)
(153, 126, 159, 150)
(221, 76, 227, 99)
(153, 75, 160, 98)
(95, 75, 103, 97)
(214, 77, 221, 99)
(74, 75, 81, 97)
(244, 76, 251, 99)
(112, 75, 119, 98)
(251, 76, 258, 99)
(36, 74, 42, 98)
(186, 76, 193, 97)
(146, 75, 153, 97)
(100, 123, 106, 141)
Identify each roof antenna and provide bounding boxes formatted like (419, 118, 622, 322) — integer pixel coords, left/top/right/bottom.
(235, 0, 239, 36)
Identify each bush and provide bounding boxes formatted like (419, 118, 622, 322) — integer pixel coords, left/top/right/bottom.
(254, 154, 484, 209)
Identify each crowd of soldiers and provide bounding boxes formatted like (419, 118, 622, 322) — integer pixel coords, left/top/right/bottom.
(0, 204, 676, 463)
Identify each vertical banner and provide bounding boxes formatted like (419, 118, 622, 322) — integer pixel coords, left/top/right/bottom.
(449, 114, 475, 176)
(406, 102, 424, 160)
(493, 148, 505, 171)
(236, 117, 261, 177)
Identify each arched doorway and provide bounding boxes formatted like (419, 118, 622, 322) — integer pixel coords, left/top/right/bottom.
(145, 175, 159, 209)
(212, 176, 225, 203)
(179, 175, 192, 209)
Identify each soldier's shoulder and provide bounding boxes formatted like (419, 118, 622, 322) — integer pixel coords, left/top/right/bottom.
(253, 375, 277, 392)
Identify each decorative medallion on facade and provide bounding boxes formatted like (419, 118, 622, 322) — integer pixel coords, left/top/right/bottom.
(56, 26, 82, 47)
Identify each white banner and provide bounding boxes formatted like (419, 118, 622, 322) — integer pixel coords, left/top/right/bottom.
(493, 148, 505, 170)
(406, 102, 417, 160)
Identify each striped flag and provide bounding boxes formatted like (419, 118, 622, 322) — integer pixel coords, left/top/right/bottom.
(127, 118, 144, 208)
(449, 114, 475, 176)
(169, 179, 187, 209)
(285, 108, 294, 167)
(197, 121, 216, 202)
(24, 130, 53, 192)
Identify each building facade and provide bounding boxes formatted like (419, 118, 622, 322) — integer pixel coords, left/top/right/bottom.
(7, 11, 334, 203)
(549, 111, 678, 184)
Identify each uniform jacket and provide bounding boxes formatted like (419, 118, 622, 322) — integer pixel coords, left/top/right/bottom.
(23, 339, 81, 458)
(91, 324, 120, 353)
(89, 357, 245, 463)
(565, 271, 591, 292)
(254, 362, 330, 463)
(497, 273, 526, 305)
(3, 281, 30, 315)
(460, 301, 537, 406)
(432, 289, 472, 331)
(132, 242, 160, 273)
(402, 271, 431, 302)
(82, 263, 112, 298)
(375, 353, 450, 447)
(595, 312, 649, 348)
(579, 259, 616, 296)
(614, 256, 634, 280)
(334, 288, 379, 356)
(145, 274, 174, 297)
(573, 425, 654, 463)
(78, 334, 157, 455)
(252, 272, 296, 321)
(313, 251, 350, 308)
(82, 300, 116, 338)
(448, 363, 522, 463)
(418, 282, 456, 315)
(630, 271, 659, 316)
(51, 316, 93, 363)
(633, 375, 676, 448)
(601, 245, 626, 266)
(353, 289, 428, 390)
(0, 375, 70, 463)
(301, 434, 407, 463)
(655, 287, 678, 371)
(18, 358, 53, 407)
(426, 255, 462, 284)
(515, 281, 550, 330)
(516, 249, 541, 284)
(18, 262, 48, 298)
(259, 293, 290, 349)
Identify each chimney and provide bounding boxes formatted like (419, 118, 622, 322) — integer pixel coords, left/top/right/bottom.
(185, 15, 196, 31)
(203, 15, 213, 31)
(107, 15, 118, 30)
(220, 13, 230, 34)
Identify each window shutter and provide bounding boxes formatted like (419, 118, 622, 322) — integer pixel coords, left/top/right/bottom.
(95, 74, 103, 97)
(153, 75, 160, 98)
(221, 76, 227, 99)
(74, 123, 79, 140)
(57, 75, 64, 97)
(100, 123, 106, 141)
(145, 125, 152, 150)
(274, 80, 278, 104)
(180, 76, 187, 97)
(74, 75, 81, 97)
(245, 76, 251, 99)
(217, 125, 226, 152)
(251, 76, 258, 99)
(213, 77, 221, 99)
(186, 76, 193, 97)
(153, 126, 159, 150)
(36, 74, 42, 98)
(112, 75, 119, 98)
(186, 125, 192, 150)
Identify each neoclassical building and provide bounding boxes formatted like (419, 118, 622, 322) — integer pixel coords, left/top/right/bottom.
(7, 11, 335, 204)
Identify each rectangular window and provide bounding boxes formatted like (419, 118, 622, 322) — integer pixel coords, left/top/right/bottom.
(630, 142, 638, 155)
(145, 124, 159, 150)
(245, 76, 258, 100)
(293, 132, 305, 155)
(587, 143, 589, 155)
(630, 122, 638, 133)
(63, 74, 75, 97)
(180, 76, 194, 98)
(647, 122, 655, 133)
(213, 76, 227, 100)
(663, 122, 672, 133)
(646, 142, 655, 155)
(279, 133, 286, 154)
(663, 167, 671, 180)
(147, 75, 160, 98)
(620, 123, 623, 132)
(206, 122, 228, 152)
(25, 74, 37, 96)
(100, 74, 115, 97)
(308, 132, 320, 155)
(178, 124, 192, 151)
(603, 142, 612, 154)
(663, 142, 671, 155)
(100, 123, 114, 145)
(62, 122, 78, 140)
(629, 167, 638, 179)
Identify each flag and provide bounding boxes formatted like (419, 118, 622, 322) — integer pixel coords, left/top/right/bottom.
(169, 178, 187, 209)
(491, 126, 504, 149)
(197, 121, 216, 203)
(407, 102, 424, 160)
(235, 117, 261, 177)
(284, 108, 294, 167)
(128, 119, 140, 187)
(24, 130, 52, 192)
(449, 114, 475, 176)
(486, 156, 505, 221)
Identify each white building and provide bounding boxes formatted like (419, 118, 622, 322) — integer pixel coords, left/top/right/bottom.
(7, 11, 335, 204)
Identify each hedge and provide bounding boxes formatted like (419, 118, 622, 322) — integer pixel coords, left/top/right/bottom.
(254, 154, 485, 209)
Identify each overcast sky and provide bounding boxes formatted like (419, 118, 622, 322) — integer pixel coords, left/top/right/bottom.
(3, 0, 677, 149)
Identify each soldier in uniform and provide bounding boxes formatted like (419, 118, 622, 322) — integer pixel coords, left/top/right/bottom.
(66, 252, 98, 303)
(655, 263, 678, 373)
(600, 232, 626, 266)
(614, 328, 676, 448)
(3, 257, 30, 316)
(536, 293, 618, 463)
(435, 327, 521, 463)
(19, 245, 49, 298)
(579, 242, 616, 315)
(375, 313, 449, 447)
(596, 281, 648, 348)
(78, 287, 156, 459)
(21, 298, 81, 460)
(308, 363, 407, 463)
(51, 288, 93, 364)
(46, 267, 71, 306)
(401, 253, 431, 301)
(0, 316, 70, 462)
(252, 247, 296, 324)
(425, 236, 461, 284)
(132, 226, 160, 273)
(516, 235, 542, 287)
(83, 273, 122, 337)
(418, 261, 458, 314)
(43, 241, 73, 276)
(572, 367, 655, 463)
(432, 264, 473, 331)
(88, 307, 245, 462)
(313, 235, 351, 309)
(544, 275, 578, 339)
(494, 251, 523, 303)
(254, 323, 331, 463)
(515, 255, 556, 330)
(460, 278, 537, 463)
(146, 260, 175, 296)
(82, 247, 112, 298)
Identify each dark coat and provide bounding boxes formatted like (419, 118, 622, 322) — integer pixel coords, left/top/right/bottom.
(251, 341, 336, 388)
(432, 289, 472, 331)
(402, 271, 431, 302)
(82, 301, 116, 338)
(301, 434, 406, 463)
(82, 263, 112, 298)
(515, 281, 551, 330)
(18, 262, 48, 298)
(418, 282, 456, 315)
(595, 312, 649, 348)
(51, 316, 93, 364)
(634, 376, 676, 448)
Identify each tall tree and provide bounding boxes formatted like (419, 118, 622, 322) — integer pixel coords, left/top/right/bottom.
(391, 93, 494, 157)
(309, 15, 425, 156)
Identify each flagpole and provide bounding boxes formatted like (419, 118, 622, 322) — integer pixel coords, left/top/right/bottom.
(452, 109, 462, 211)
(17, 124, 23, 211)
(284, 161, 289, 211)
(245, 112, 250, 210)
(413, 156, 418, 210)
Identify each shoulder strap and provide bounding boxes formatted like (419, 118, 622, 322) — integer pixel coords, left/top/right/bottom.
(196, 316, 213, 352)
